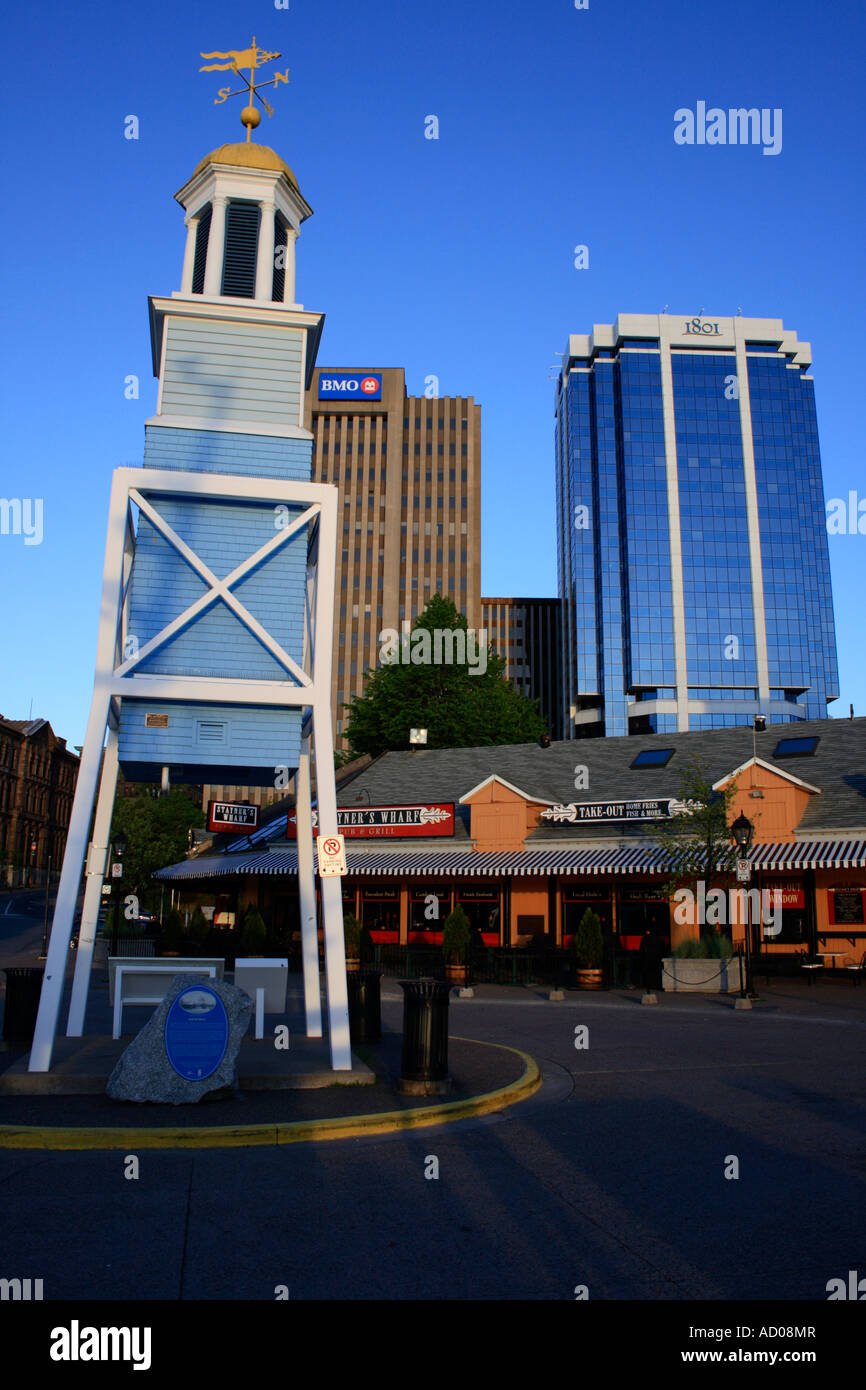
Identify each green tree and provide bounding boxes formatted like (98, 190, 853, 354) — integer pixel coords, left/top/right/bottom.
(343, 594, 547, 756)
(110, 779, 204, 908)
(649, 758, 739, 941)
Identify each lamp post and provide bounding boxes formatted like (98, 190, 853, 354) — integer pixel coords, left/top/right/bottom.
(730, 812, 754, 998)
(110, 829, 128, 958)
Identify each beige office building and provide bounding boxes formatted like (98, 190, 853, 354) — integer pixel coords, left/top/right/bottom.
(306, 367, 481, 748)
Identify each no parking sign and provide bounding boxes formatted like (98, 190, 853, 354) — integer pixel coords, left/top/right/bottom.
(317, 833, 347, 876)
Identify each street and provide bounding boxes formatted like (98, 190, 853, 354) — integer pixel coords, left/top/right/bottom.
(1, 982, 864, 1302)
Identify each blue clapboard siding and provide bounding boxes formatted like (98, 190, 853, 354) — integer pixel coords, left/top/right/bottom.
(159, 318, 304, 428)
(117, 700, 301, 780)
(143, 425, 312, 481)
(126, 497, 307, 681)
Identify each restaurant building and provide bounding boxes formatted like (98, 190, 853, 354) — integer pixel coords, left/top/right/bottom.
(156, 717, 866, 966)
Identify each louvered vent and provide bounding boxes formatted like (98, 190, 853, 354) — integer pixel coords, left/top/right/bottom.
(221, 201, 260, 298)
(272, 212, 289, 302)
(195, 719, 228, 746)
(191, 204, 212, 294)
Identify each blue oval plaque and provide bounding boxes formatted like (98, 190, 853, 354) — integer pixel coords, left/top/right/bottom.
(164, 985, 229, 1081)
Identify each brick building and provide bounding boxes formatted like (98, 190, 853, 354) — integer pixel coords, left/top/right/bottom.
(0, 717, 79, 887)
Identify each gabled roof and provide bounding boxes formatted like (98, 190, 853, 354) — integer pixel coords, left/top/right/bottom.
(458, 773, 557, 806)
(713, 756, 821, 796)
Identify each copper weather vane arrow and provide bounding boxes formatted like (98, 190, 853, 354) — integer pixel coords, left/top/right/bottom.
(200, 36, 290, 141)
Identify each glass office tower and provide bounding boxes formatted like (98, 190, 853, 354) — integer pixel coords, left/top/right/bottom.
(555, 314, 839, 738)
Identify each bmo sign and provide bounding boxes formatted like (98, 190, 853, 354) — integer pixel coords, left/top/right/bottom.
(318, 371, 382, 402)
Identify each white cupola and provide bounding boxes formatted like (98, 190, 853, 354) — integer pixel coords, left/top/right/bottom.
(173, 142, 313, 308)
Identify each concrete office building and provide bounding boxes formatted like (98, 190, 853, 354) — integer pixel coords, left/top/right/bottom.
(482, 597, 562, 737)
(555, 314, 839, 739)
(305, 368, 481, 746)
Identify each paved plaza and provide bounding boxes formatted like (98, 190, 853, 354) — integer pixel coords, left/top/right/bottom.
(1, 970, 864, 1302)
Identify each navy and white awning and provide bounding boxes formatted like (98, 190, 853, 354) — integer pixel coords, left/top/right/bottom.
(154, 839, 866, 882)
(749, 839, 866, 871)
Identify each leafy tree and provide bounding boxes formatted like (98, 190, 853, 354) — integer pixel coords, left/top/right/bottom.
(649, 759, 739, 941)
(110, 778, 204, 908)
(343, 594, 547, 756)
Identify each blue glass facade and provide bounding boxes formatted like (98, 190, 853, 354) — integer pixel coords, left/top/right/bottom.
(556, 321, 839, 738)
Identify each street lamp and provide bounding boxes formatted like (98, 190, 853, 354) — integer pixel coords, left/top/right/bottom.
(110, 830, 128, 957)
(730, 813, 753, 854)
(730, 813, 754, 997)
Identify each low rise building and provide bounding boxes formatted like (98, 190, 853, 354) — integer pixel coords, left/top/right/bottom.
(156, 717, 865, 970)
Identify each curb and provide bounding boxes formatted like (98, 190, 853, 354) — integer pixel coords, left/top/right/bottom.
(0, 1038, 541, 1151)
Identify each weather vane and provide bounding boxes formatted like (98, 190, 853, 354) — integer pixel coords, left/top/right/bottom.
(200, 37, 289, 142)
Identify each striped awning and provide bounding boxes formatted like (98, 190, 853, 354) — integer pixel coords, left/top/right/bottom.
(749, 839, 866, 871)
(155, 837, 866, 882)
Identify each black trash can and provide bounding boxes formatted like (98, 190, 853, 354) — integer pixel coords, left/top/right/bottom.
(2, 966, 45, 1044)
(347, 969, 382, 1043)
(398, 977, 450, 1093)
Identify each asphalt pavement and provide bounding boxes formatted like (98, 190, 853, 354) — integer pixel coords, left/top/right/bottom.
(1, 973, 864, 1302)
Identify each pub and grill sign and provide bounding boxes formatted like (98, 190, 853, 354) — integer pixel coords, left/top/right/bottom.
(287, 804, 454, 839)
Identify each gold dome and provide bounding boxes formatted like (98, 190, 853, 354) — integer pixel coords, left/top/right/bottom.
(189, 143, 299, 191)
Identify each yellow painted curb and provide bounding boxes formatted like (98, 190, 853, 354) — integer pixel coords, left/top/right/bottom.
(0, 1038, 541, 1150)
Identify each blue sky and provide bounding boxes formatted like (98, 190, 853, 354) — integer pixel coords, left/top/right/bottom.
(1, 0, 864, 747)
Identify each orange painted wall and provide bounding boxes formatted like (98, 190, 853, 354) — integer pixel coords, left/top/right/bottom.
(465, 780, 548, 851)
(509, 880, 548, 944)
(724, 768, 813, 843)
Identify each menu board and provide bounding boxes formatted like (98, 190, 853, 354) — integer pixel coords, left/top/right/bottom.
(830, 889, 864, 925)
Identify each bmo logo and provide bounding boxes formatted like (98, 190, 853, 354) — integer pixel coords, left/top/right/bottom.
(318, 371, 382, 401)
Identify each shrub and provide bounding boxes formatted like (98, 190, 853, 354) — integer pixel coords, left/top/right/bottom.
(674, 937, 709, 958)
(442, 906, 471, 965)
(161, 907, 183, 952)
(240, 906, 268, 955)
(188, 906, 209, 950)
(343, 913, 363, 958)
(573, 908, 603, 969)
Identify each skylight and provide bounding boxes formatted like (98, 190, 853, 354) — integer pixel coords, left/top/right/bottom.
(773, 736, 820, 758)
(630, 748, 675, 768)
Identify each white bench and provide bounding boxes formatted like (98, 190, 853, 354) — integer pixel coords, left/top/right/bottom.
(112, 965, 218, 1039)
(107, 956, 224, 1005)
(233, 958, 289, 1039)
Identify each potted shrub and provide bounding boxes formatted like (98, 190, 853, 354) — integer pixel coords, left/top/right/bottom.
(574, 907, 604, 989)
(240, 906, 268, 957)
(343, 913, 362, 972)
(442, 905, 471, 985)
(664, 933, 743, 992)
(188, 906, 209, 954)
(160, 907, 183, 956)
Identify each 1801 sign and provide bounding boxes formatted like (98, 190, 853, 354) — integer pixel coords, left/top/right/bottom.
(684, 318, 722, 336)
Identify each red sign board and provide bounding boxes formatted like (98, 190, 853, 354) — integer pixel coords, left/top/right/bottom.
(207, 801, 260, 834)
(286, 804, 454, 839)
(766, 878, 805, 909)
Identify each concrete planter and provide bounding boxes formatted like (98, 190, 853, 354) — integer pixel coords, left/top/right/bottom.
(662, 956, 744, 993)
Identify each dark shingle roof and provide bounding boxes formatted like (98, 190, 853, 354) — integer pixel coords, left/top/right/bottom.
(337, 717, 866, 840)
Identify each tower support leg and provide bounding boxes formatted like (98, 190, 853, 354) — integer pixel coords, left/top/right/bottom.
(312, 704, 351, 1070)
(66, 725, 120, 1036)
(296, 733, 322, 1038)
(29, 690, 111, 1071)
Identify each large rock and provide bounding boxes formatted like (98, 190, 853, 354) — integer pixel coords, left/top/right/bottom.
(107, 974, 253, 1105)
